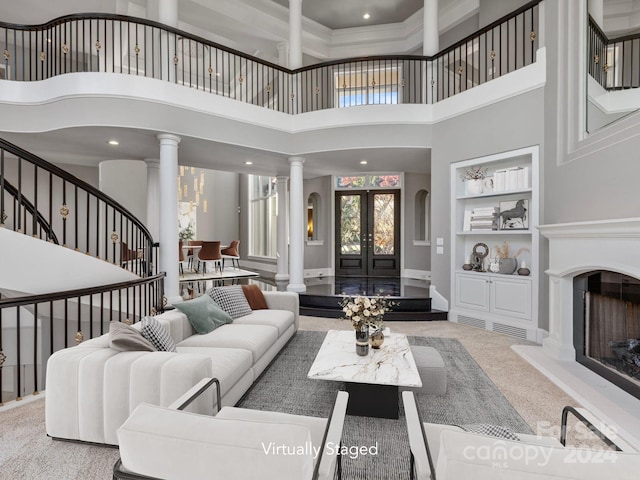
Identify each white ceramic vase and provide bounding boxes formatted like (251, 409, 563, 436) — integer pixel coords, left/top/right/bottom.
(465, 179, 484, 195)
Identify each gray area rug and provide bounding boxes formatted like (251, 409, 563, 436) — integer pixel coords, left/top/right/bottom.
(238, 330, 531, 480)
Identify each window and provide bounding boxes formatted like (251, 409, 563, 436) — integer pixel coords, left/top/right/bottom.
(307, 193, 321, 241)
(335, 174, 402, 190)
(415, 189, 430, 242)
(249, 175, 277, 258)
(335, 66, 399, 107)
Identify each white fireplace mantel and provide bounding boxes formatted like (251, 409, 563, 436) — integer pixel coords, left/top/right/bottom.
(539, 217, 640, 360)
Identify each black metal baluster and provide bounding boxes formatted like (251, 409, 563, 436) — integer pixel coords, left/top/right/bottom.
(33, 303, 38, 393)
(16, 306, 21, 400)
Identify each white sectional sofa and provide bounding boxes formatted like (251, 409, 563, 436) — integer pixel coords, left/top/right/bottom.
(45, 291, 299, 446)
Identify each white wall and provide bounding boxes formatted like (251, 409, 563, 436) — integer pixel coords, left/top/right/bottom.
(99, 159, 148, 226)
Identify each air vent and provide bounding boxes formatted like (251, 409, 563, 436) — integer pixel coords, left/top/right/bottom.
(493, 322, 527, 339)
(458, 315, 486, 329)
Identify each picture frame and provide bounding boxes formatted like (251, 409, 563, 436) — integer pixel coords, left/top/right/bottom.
(498, 199, 529, 230)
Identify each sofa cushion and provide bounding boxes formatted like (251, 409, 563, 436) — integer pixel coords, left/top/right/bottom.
(174, 295, 232, 334)
(241, 284, 269, 310)
(176, 324, 279, 363)
(109, 321, 156, 352)
(176, 347, 253, 398)
(140, 316, 177, 352)
(118, 403, 314, 480)
(231, 309, 295, 337)
(208, 285, 253, 319)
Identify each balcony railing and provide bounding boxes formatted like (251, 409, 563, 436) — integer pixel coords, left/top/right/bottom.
(0, 274, 165, 404)
(589, 16, 640, 90)
(0, 1, 541, 113)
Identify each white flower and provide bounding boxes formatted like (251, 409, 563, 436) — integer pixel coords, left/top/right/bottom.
(364, 310, 370, 317)
(353, 315, 360, 322)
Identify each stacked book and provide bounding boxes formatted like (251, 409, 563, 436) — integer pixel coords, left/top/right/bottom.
(464, 206, 499, 231)
(494, 166, 529, 192)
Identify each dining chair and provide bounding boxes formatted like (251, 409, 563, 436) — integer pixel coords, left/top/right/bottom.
(198, 241, 222, 275)
(187, 240, 203, 271)
(221, 240, 240, 270)
(178, 241, 185, 275)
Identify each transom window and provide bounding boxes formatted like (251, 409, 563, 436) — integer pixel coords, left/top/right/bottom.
(335, 174, 401, 190)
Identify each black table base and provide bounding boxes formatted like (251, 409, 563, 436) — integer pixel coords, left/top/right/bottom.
(344, 383, 399, 419)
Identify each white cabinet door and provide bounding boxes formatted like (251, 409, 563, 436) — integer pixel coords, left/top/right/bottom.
(490, 277, 532, 320)
(455, 274, 490, 311)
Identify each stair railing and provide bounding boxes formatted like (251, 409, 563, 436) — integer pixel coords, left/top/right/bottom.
(0, 273, 165, 405)
(0, 137, 155, 276)
(0, 1, 541, 112)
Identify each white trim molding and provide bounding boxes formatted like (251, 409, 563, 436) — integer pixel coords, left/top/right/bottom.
(404, 269, 431, 281)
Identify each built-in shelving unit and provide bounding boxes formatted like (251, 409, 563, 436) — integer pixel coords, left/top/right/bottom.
(450, 146, 540, 342)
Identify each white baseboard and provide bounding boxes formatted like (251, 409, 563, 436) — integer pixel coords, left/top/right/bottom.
(241, 259, 277, 273)
(404, 269, 431, 280)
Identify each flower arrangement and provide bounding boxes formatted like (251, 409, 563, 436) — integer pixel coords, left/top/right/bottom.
(493, 240, 529, 259)
(339, 294, 396, 330)
(460, 166, 488, 181)
(179, 223, 195, 241)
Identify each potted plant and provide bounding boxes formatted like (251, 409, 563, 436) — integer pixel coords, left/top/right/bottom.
(460, 166, 488, 195)
(493, 241, 529, 274)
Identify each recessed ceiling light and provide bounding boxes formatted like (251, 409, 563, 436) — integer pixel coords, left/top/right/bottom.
(363, 13, 370, 20)
(360, 160, 368, 165)
(245, 161, 253, 165)
(107, 140, 119, 146)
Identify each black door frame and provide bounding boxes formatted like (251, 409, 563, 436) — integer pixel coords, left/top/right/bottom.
(335, 189, 400, 277)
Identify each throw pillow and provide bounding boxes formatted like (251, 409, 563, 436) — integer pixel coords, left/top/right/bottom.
(241, 284, 269, 310)
(109, 321, 156, 352)
(208, 285, 253, 319)
(140, 316, 177, 352)
(460, 424, 521, 441)
(174, 295, 233, 334)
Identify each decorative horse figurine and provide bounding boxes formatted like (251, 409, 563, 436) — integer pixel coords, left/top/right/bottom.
(500, 199, 527, 229)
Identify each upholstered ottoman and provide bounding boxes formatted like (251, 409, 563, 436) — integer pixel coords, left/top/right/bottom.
(411, 346, 447, 395)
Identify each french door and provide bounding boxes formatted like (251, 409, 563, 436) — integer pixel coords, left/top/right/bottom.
(335, 190, 400, 276)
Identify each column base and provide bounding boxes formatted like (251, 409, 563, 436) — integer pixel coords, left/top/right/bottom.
(275, 273, 290, 281)
(286, 283, 307, 293)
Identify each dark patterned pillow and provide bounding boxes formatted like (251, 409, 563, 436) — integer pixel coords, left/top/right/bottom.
(140, 316, 177, 352)
(208, 285, 252, 319)
(460, 424, 520, 441)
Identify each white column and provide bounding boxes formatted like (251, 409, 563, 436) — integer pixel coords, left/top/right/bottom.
(275, 176, 290, 281)
(288, 0, 303, 69)
(588, 0, 604, 28)
(157, 133, 181, 304)
(423, 0, 439, 56)
(144, 158, 160, 242)
(287, 157, 306, 292)
(157, 0, 179, 82)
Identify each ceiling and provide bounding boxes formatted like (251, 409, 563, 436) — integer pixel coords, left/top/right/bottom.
(0, 128, 430, 179)
(270, 0, 423, 30)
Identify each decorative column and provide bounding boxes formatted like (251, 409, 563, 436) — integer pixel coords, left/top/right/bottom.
(275, 176, 289, 282)
(157, 133, 181, 304)
(287, 157, 306, 292)
(288, 0, 303, 69)
(144, 158, 160, 242)
(423, 0, 439, 56)
(157, 0, 179, 82)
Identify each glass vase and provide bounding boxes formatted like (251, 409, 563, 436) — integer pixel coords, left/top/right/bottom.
(355, 324, 369, 356)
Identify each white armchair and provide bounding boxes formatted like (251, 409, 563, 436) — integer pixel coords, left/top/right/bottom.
(402, 391, 640, 480)
(113, 378, 348, 480)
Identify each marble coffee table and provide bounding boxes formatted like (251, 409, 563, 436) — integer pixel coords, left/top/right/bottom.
(307, 329, 422, 419)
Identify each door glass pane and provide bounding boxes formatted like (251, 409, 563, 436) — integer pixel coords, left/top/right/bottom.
(373, 194, 394, 254)
(340, 195, 361, 255)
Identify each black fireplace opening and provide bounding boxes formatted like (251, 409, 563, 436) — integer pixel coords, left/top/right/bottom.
(574, 271, 640, 400)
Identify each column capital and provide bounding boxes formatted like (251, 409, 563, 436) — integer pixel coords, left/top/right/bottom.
(276, 175, 289, 183)
(288, 156, 305, 166)
(156, 133, 181, 145)
(144, 158, 161, 167)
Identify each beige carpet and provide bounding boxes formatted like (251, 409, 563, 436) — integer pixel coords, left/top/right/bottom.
(0, 317, 584, 479)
